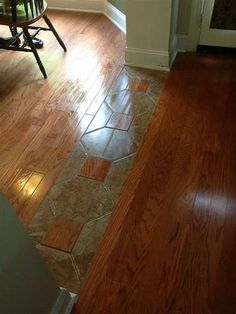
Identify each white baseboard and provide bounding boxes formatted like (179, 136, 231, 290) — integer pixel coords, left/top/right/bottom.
(47, 0, 104, 13)
(125, 48, 170, 71)
(47, 1, 188, 71)
(176, 34, 189, 52)
(51, 288, 77, 314)
(104, 1, 126, 33)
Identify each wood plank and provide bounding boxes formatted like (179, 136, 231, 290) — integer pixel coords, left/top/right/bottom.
(41, 217, 83, 252)
(79, 157, 112, 182)
(75, 53, 236, 313)
(0, 11, 125, 225)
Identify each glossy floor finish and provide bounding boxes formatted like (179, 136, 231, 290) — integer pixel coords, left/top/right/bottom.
(75, 53, 236, 314)
(0, 10, 125, 225)
(0, 10, 168, 292)
(28, 66, 167, 292)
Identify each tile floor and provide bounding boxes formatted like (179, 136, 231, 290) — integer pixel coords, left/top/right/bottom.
(27, 66, 168, 293)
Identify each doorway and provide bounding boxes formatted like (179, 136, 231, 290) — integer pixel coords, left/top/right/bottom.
(199, 0, 236, 48)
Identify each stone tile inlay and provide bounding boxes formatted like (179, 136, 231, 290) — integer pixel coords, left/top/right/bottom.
(37, 245, 80, 293)
(80, 157, 112, 181)
(86, 103, 112, 133)
(27, 196, 55, 244)
(81, 128, 136, 161)
(105, 155, 135, 202)
(107, 112, 133, 131)
(128, 111, 154, 144)
(105, 90, 155, 116)
(41, 217, 83, 252)
(55, 142, 87, 184)
(72, 214, 111, 285)
(129, 79, 150, 92)
(28, 65, 167, 293)
(49, 177, 111, 224)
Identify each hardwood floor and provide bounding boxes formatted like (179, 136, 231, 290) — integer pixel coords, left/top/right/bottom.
(0, 11, 125, 226)
(75, 53, 236, 314)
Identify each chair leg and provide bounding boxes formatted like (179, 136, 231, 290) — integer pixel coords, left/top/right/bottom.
(43, 15, 67, 52)
(9, 27, 21, 47)
(22, 27, 47, 79)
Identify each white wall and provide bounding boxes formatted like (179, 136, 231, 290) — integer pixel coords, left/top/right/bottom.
(125, 0, 179, 70)
(47, 0, 192, 67)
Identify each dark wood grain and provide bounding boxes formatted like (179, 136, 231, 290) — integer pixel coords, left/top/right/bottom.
(75, 53, 236, 314)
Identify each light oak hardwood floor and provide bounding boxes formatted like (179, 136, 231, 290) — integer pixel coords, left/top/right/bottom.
(0, 10, 125, 226)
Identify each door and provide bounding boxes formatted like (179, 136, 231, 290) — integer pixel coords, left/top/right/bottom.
(199, 0, 236, 48)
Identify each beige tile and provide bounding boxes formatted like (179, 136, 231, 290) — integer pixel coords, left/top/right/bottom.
(86, 103, 113, 133)
(105, 155, 135, 199)
(106, 112, 133, 131)
(105, 91, 155, 116)
(37, 245, 80, 293)
(128, 111, 154, 144)
(55, 142, 87, 184)
(72, 214, 111, 282)
(81, 128, 137, 161)
(108, 69, 133, 94)
(147, 79, 166, 103)
(48, 177, 111, 224)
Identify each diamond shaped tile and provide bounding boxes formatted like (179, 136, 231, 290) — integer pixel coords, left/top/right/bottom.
(81, 128, 136, 160)
(105, 90, 155, 116)
(41, 217, 83, 252)
(80, 157, 112, 181)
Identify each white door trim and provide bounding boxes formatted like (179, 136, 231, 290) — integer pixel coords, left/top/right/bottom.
(199, 0, 236, 48)
(187, 0, 205, 51)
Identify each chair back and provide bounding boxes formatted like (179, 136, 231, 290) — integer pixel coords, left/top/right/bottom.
(0, 0, 45, 24)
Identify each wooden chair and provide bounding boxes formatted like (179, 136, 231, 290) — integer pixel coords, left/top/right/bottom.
(0, 0, 66, 78)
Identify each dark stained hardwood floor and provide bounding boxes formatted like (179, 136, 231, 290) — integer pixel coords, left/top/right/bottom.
(75, 53, 236, 314)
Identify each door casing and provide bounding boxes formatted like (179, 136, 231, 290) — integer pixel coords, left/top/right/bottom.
(187, 0, 205, 51)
